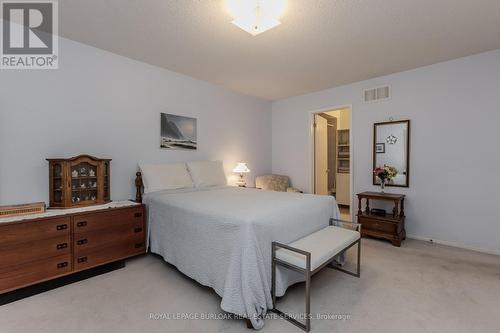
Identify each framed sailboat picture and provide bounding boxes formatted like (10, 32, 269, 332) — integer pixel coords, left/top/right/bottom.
(160, 113, 197, 150)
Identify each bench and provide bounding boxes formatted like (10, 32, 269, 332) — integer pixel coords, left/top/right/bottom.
(271, 218, 361, 332)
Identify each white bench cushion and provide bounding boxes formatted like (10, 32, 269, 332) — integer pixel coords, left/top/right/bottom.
(275, 226, 360, 271)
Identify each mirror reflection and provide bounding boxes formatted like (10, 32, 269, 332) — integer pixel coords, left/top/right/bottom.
(373, 120, 410, 187)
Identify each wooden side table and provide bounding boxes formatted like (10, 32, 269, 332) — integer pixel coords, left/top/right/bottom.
(356, 192, 406, 247)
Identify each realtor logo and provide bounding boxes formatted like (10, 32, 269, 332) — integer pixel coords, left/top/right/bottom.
(1, 0, 58, 69)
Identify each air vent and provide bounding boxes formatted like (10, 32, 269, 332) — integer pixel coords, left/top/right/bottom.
(364, 85, 390, 103)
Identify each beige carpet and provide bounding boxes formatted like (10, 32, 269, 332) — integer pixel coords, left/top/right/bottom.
(1, 238, 499, 333)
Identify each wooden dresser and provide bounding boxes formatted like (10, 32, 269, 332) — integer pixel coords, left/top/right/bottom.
(356, 192, 406, 247)
(0, 202, 145, 298)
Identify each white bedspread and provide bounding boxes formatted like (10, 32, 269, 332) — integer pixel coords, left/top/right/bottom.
(146, 186, 340, 329)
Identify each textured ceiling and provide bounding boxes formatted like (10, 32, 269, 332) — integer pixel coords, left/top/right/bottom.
(59, 0, 500, 100)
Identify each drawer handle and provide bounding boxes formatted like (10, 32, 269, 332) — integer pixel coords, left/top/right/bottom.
(57, 262, 68, 269)
(134, 227, 143, 233)
(134, 243, 143, 249)
(76, 239, 88, 245)
(134, 212, 143, 218)
(76, 221, 87, 227)
(56, 224, 68, 231)
(77, 256, 88, 263)
(56, 243, 68, 250)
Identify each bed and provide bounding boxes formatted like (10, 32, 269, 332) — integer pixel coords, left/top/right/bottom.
(143, 184, 340, 329)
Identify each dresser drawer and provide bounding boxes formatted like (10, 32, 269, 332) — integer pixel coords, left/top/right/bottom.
(0, 254, 71, 294)
(0, 235, 71, 269)
(0, 217, 70, 247)
(358, 216, 397, 234)
(74, 223, 145, 256)
(73, 207, 144, 234)
(74, 238, 145, 271)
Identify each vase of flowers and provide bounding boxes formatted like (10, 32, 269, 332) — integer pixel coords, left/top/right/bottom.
(373, 165, 398, 193)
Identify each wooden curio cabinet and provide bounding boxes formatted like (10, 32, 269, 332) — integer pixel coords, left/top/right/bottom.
(47, 155, 111, 208)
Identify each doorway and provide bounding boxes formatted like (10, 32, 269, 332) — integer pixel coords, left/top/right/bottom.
(313, 107, 352, 221)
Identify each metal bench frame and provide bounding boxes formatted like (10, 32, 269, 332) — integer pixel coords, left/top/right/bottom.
(270, 218, 361, 332)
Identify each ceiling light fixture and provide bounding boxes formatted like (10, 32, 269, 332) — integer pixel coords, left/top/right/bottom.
(225, 0, 287, 36)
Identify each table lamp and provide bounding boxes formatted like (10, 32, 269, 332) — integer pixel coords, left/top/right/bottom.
(233, 162, 250, 187)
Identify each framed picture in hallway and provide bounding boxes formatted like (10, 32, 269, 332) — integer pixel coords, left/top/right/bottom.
(160, 113, 197, 150)
(375, 143, 385, 153)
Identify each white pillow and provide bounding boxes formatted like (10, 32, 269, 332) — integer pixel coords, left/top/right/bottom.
(187, 161, 227, 187)
(139, 163, 193, 193)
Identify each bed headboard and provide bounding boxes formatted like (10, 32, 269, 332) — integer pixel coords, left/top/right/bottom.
(135, 172, 143, 203)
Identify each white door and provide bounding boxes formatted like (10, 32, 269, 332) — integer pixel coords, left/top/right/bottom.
(314, 115, 328, 195)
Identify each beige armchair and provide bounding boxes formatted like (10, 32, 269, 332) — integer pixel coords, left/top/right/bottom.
(255, 174, 302, 193)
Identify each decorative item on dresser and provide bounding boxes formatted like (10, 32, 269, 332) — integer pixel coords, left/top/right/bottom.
(0, 201, 146, 304)
(356, 191, 406, 247)
(135, 171, 144, 203)
(0, 202, 46, 218)
(47, 154, 111, 208)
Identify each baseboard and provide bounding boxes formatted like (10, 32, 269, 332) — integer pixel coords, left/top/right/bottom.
(407, 234, 500, 256)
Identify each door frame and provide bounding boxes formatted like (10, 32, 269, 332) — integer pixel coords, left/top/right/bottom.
(309, 105, 354, 220)
(313, 114, 329, 195)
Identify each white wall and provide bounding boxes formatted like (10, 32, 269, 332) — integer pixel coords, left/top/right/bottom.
(0, 37, 272, 205)
(272, 49, 500, 253)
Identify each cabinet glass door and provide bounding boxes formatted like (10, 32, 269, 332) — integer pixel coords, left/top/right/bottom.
(103, 161, 110, 201)
(71, 162, 98, 205)
(52, 163, 63, 204)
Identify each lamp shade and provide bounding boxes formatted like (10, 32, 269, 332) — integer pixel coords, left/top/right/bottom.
(233, 162, 250, 173)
